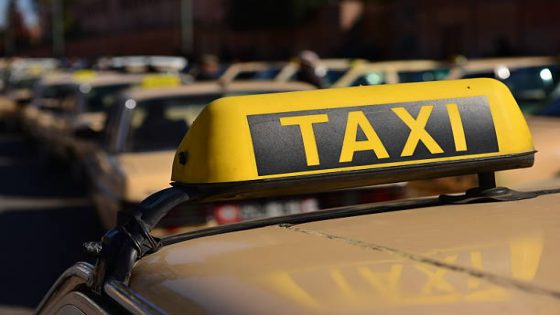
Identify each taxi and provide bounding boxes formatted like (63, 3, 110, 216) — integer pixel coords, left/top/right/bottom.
(20, 72, 76, 141)
(0, 74, 43, 131)
(28, 71, 144, 161)
(38, 78, 560, 314)
(104, 56, 188, 74)
(88, 80, 317, 229)
(3, 58, 59, 104)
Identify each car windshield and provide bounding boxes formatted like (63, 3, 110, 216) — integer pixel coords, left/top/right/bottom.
(351, 71, 386, 86)
(81, 83, 132, 113)
(125, 94, 218, 152)
(536, 81, 560, 117)
(398, 68, 450, 83)
(324, 69, 347, 85)
(234, 68, 282, 80)
(10, 77, 39, 90)
(35, 83, 77, 111)
(463, 65, 560, 113)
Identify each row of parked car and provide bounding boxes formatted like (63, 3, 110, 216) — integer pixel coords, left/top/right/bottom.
(1, 55, 559, 235)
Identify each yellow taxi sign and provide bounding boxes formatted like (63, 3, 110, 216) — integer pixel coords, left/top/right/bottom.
(141, 74, 181, 89)
(172, 79, 534, 200)
(73, 69, 96, 81)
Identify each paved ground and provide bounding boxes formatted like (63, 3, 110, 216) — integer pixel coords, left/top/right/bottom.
(0, 129, 104, 311)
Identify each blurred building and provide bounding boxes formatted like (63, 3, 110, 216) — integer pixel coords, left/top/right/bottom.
(9, 0, 560, 60)
(29, 0, 358, 60)
(388, 0, 560, 59)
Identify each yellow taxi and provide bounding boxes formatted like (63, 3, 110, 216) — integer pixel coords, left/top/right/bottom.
(0, 74, 42, 130)
(25, 71, 144, 161)
(38, 78, 560, 314)
(104, 56, 188, 75)
(0, 58, 59, 111)
(88, 80, 317, 229)
(20, 72, 75, 141)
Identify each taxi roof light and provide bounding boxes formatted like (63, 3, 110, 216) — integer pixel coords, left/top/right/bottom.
(73, 69, 97, 81)
(140, 74, 181, 89)
(171, 78, 534, 201)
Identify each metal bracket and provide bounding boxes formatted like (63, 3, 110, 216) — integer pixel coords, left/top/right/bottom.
(84, 187, 191, 293)
(439, 172, 538, 204)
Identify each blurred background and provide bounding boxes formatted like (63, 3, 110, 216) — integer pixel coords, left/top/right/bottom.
(2, 0, 560, 60)
(1, 0, 560, 313)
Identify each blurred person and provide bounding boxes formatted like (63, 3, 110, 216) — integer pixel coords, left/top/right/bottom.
(193, 54, 221, 81)
(295, 50, 327, 88)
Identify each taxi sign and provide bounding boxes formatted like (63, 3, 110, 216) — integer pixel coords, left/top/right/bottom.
(141, 74, 181, 89)
(72, 69, 96, 81)
(172, 78, 534, 200)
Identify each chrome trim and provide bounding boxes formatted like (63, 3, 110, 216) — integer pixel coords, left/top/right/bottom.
(105, 280, 167, 315)
(36, 261, 167, 315)
(35, 262, 94, 314)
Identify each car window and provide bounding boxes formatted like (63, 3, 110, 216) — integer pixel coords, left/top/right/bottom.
(463, 65, 560, 112)
(125, 94, 219, 152)
(234, 68, 282, 80)
(351, 71, 386, 86)
(35, 83, 77, 112)
(324, 69, 346, 85)
(80, 83, 132, 113)
(10, 77, 39, 90)
(398, 68, 450, 83)
(504, 66, 559, 99)
(462, 71, 495, 79)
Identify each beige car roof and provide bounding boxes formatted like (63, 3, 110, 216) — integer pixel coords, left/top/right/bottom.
(39, 71, 143, 87)
(130, 190, 560, 314)
(124, 81, 315, 102)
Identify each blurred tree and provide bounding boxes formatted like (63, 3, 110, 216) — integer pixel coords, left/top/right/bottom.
(228, 0, 330, 31)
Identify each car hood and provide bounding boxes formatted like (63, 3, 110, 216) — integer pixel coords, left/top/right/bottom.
(130, 191, 560, 314)
(118, 150, 175, 202)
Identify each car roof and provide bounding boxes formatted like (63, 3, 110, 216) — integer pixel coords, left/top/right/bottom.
(123, 81, 316, 102)
(130, 189, 560, 314)
(39, 71, 143, 87)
